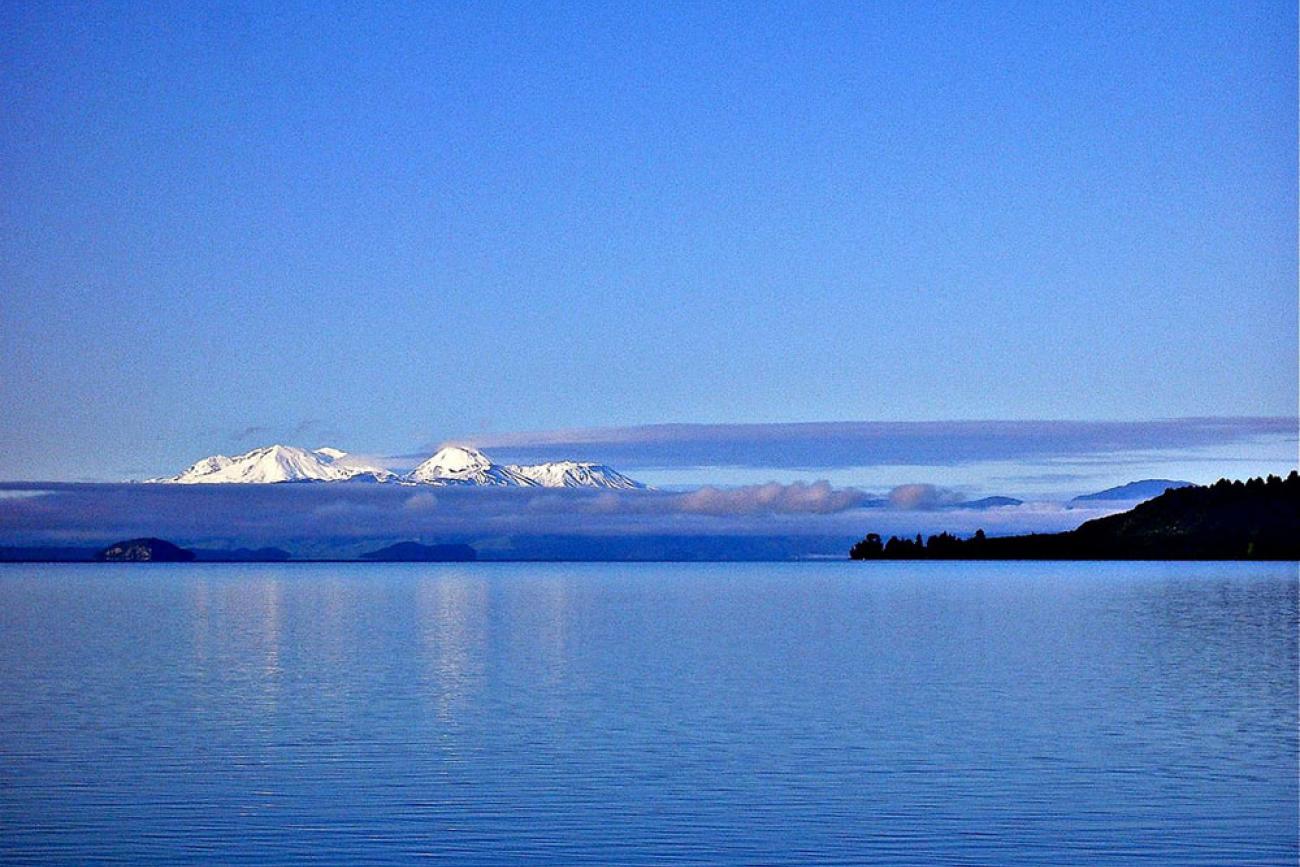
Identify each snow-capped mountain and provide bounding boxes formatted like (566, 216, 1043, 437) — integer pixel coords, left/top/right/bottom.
(510, 459, 642, 490)
(406, 446, 644, 489)
(151, 445, 396, 484)
(406, 446, 536, 486)
(150, 444, 645, 489)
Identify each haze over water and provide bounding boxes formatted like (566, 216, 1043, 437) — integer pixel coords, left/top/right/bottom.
(1, 561, 1295, 864)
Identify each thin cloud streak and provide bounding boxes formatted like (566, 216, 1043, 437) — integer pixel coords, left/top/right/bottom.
(463, 417, 1296, 471)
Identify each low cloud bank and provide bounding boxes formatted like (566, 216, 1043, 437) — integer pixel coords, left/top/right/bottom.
(0, 482, 1116, 560)
(887, 484, 965, 510)
(674, 481, 876, 515)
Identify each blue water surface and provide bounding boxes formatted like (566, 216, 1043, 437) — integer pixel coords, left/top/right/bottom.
(0, 561, 1295, 864)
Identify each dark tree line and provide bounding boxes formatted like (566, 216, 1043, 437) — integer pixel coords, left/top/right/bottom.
(850, 472, 1300, 561)
(850, 530, 986, 559)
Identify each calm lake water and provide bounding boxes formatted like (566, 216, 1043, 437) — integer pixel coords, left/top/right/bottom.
(0, 561, 1295, 864)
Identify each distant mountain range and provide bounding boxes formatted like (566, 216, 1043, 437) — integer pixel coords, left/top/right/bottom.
(146, 448, 1195, 504)
(151, 445, 395, 484)
(950, 496, 1024, 509)
(149, 444, 645, 490)
(1068, 479, 1193, 504)
(359, 541, 477, 562)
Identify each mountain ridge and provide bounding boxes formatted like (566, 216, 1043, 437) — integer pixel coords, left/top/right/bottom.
(150, 444, 646, 490)
(1069, 479, 1194, 504)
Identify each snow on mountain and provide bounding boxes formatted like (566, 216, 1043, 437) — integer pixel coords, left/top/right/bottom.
(150, 443, 645, 489)
(509, 459, 643, 490)
(404, 446, 646, 489)
(152, 445, 395, 484)
(406, 446, 536, 486)
(176, 455, 234, 478)
(319, 450, 396, 481)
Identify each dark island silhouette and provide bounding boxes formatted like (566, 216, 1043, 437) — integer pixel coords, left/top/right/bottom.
(851, 472, 1300, 561)
(0, 544, 289, 562)
(95, 538, 196, 562)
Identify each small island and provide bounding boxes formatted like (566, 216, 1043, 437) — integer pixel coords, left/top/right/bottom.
(851, 472, 1300, 561)
(95, 538, 197, 562)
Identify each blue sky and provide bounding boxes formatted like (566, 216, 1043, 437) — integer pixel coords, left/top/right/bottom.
(1, 2, 1296, 484)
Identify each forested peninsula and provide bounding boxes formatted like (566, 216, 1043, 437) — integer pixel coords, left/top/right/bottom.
(850, 473, 1300, 561)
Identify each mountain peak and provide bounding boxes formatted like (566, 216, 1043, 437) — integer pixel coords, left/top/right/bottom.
(406, 446, 505, 484)
(508, 459, 644, 490)
(150, 442, 645, 489)
(1071, 479, 1195, 505)
(152, 444, 394, 484)
(428, 446, 492, 472)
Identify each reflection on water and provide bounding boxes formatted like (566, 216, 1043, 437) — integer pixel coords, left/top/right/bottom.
(0, 561, 1294, 865)
(188, 572, 285, 717)
(417, 572, 489, 724)
(533, 576, 574, 696)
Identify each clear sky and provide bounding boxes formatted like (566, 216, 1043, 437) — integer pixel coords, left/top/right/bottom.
(1, 1, 1296, 482)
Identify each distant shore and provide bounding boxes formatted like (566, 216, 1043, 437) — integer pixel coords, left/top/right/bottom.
(851, 473, 1299, 562)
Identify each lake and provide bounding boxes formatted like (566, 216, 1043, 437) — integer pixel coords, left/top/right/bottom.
(0, 561, 1295, 864)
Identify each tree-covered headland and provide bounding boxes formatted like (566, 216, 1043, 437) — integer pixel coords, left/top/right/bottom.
(850, 472, 1300, 561)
